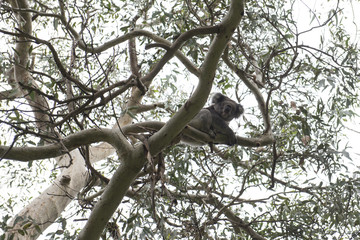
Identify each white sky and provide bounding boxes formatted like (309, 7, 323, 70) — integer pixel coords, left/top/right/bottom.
(293, 0, 360, 161)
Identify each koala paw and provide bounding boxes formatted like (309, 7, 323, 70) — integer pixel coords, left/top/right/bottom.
(209, 130, 216, 139)
(227, 133, 237, 146)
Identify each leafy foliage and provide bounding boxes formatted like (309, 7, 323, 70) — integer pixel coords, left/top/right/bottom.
(1, 0, 360, 239)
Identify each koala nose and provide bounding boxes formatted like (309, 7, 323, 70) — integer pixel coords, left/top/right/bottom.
(224, 105, 232, 113)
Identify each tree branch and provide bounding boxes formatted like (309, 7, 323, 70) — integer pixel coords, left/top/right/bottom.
(223, 45, 272, 134)
(15, 30, 94, 93)
(0, 128, 131, 161)
(0, 121, 273, 162)
(148, 0, 245, 156)
(79, 29, 201, 77)
(167, 190, 268, 240)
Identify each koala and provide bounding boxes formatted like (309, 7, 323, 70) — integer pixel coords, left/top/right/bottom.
(187, 93, 244, 145)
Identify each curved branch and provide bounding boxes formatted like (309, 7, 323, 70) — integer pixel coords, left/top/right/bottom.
(148, 0, 245, 155)
(223, 49, 272, 134)
(78, 29, 200, 77)
(161, 190, 268, 240)
(215, 199, 268, 240)
(54, 77, 136, 127)
(58, 0, 80, 41)
(2, 3, 62, 20)
(140, 26, 219, 86)
(0, 121, 273, 162)
(15, 30, 94, 93)
(0, 128, 131, 162)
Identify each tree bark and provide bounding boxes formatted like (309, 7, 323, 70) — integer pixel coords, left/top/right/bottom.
(77, 0, 245, 239)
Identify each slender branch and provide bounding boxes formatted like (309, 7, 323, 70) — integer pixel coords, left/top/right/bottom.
(213, 145, 315, 195)
(223, 50, 272, 134)
(140, 25, 220, 86)
(54, 76, 136, 127)
(79, 29, 201, 77)
(14, 29, 94, 93)
(1, 3, 62, 19)
(58, 0, 80, 41)
(169, 190, 268, 240)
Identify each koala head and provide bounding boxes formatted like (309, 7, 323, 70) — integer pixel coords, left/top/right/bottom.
(211, 93, 244, 122)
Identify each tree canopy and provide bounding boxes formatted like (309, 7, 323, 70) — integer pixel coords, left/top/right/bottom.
(0, 0, 360, 239)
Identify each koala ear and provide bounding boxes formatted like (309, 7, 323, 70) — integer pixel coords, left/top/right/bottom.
(234, 104, 244, 118)
(211, 93, 225, 104)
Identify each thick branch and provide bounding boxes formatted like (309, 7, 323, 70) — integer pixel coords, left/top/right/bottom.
(0, 128, 131, 161)
(148, 0, 245, 155)
(78, 144, 145, 240)
(0, 68, 23, 100)
(78, 2, 245, 237)
(0, 121, 273, 162)
(10, 0, 55, 135)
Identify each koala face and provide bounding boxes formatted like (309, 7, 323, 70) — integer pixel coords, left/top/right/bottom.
(212, 93, 244, 122)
